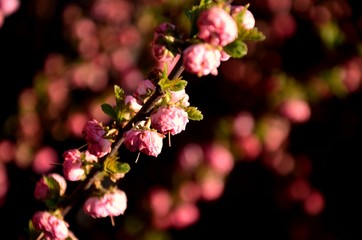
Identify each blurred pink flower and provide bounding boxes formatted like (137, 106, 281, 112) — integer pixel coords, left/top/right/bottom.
(280, 98, 311, 123)
(183, 43, 221, 77)
(151, 106, 189, 136)
(0, 140, 15, 163)
(303, 190, 324, 216)
(0, 0, 19, 27)
(204, 143, 234, 175)
(83, 188, 127, 218)
(32, 211, 70, 240)
(197, 6, 238, 47)
(67, 112, 89, 138)
(177, 143, 204, 171)
(200, 174, 225, 201)
(32, 147, 58, 174)
(170, 203, 199, 229)
(0, 163, 9, 205)
(233, 111, 255, 138)
(149, 187, 173, 216)
(238, 134, 262, 160)
(178, 181, 201, 203)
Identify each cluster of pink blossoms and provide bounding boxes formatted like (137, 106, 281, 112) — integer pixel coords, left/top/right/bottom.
(29, 1, 264, 238)
(123, 79, 191, 157)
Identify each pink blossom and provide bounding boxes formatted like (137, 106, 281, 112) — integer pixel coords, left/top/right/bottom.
(183, 43, 221, 76)
(280, 98, 311, 123)
(34, 173, 67, 201)
(32, 211, 70, 240)
(82, 119, 112, 157)
(63, 149, 84, 181)
(83, 189, 127, 218)
(151, 106, 189, 135)
(170, 89, 190, 107)
(231, 6, 256, 30)
(197, 6, 238, 47)
(204, 143, 234, 175)
(123, 129, 164, 157)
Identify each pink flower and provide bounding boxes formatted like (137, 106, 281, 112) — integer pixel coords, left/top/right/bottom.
(183, 43, 221, 76)
(63, 149, 84, 181)
(149, 187, 173, 216)
(83, 189, 127, 218)
(197, 6, 238, 47)
(151, 106, 189, 135)
(231, 6, 255, 30)
(34, 173, 67, 201)
(170, 89, 190, 107)
(123, 129, 164, 157)
(32, 211, 70, 240)
(82, 119, 112, 157)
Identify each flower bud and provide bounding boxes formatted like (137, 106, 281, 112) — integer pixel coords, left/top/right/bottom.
(197, 6, 238, 47)
(34, 173, 67, 201)
(183, 43, 221, 77)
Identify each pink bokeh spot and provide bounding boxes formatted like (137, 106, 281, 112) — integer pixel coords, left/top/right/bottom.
(32, 147, 58, 174)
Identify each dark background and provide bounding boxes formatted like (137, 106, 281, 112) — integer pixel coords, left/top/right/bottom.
(1, 0, 362, 239)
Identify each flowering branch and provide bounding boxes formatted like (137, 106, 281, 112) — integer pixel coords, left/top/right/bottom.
(29, 1, 265, 239)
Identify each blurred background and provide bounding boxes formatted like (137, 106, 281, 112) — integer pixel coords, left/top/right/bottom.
(1, 0, 362, 239)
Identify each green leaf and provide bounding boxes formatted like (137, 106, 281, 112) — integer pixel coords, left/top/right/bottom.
(101, 103, 118, 120)
(224, 40, 248, 58)
(104, 157, 131, 174)
(238, 27, 266, 42)
(114, 85, 124, 103)
(44, 176, 61, 197)
(185, 106, 203, 121)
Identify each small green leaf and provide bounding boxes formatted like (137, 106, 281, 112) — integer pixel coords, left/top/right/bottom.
(104, 157, 131, 174)
(101, 103, 117, 120)
(185, 106, 203, 121)
(238, 28, 266, 41)
(44, 176, 61, 197)
(114, 85, 124, 102)
(224, 40, 248, 59)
